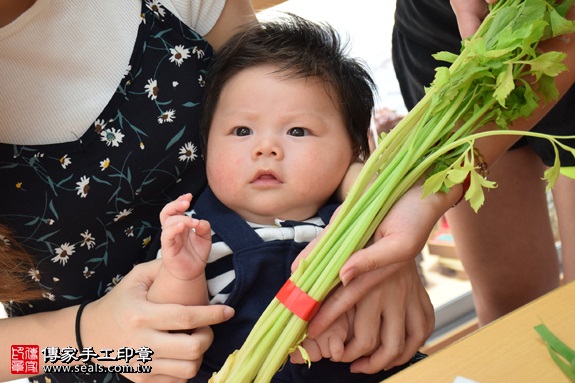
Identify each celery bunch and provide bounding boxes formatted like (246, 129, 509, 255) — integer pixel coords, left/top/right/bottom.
(210, 1, 575, 382)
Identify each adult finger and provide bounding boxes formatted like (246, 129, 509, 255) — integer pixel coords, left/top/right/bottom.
(141, 325, 215, 361)
(140, 303, 235, 332)
(450, 0, 490, 39)
(339, 236, 416, 286)
(349, 302, 407, 374)
(308, 263, 405, 338)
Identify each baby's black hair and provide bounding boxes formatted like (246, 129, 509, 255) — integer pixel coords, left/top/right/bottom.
(200, 13, 376, 160)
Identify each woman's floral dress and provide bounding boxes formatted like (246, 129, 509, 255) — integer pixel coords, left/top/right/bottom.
(0, 2, 214, 382)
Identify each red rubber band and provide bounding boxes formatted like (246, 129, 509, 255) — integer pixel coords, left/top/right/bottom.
(276, 279, 320, 321)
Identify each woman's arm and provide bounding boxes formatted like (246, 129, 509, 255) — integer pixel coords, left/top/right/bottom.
(203, 0, 257, 51)
(0, 260, 233, 382)
(341, 1, 575, 283)
(304, 3, 575, 370)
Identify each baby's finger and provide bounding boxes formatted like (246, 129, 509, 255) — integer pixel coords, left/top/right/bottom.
(290, 339, 322, 364)
(192, 219, 212, 239)
(162, 215, 197, 232)
(327, 334, 345, 361)
(160, 218, 193, 246)
(159, 194, 192, 224)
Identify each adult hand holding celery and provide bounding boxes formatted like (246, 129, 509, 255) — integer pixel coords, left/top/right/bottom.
(210, 1, 575, 381)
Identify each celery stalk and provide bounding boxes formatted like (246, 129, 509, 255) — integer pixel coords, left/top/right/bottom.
(535, 324, 575, 382)
(209, 1, 575, 381)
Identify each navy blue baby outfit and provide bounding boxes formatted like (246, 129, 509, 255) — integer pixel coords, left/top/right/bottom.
(190, 188, 425, 383)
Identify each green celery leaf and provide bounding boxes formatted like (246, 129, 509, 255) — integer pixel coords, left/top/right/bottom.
(555, 0, 575, 18)
(483, 7, 518, 48)
(494, 64, 515, 106)
(549, 6, 575, 37)
(543, 145, 560, 191)
(560, 167, 575, 180)
(467, 171, 497, 212)
(537, 74, 561, 102)
(432, 51, 458, 64)
(422, 170, 448, 197)
(445, 168, 469, 188)
(526, 51, 568, 79)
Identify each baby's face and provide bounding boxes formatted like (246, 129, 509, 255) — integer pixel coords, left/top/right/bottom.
(206, 65, 354, 224)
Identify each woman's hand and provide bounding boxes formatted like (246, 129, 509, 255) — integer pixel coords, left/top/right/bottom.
(292, 261, 433, 372)
(292, 181, 456, 371)
(341, 261, 433, 372)
(338, 180, 455, 286)
(82, 259, 234, 382)
(450, 0, 496, 39)
(306, 261, 434, 373)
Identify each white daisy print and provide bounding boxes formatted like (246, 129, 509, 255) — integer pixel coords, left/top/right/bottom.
(83, 267, 95, 279)
(145, 78, 159, 100)
(60, 154, 71, 169)
(80, 230, 95, 249)
(124, 64, 132, 77)
(28, 268, 40, 282)
(192, 46, 205, 59)
(114, 208, 133, 222)
(145, 0, 165, 18)
(179, 142, 197, 162)
(94, 119, 107, 134)
(169, 45, 190, 66)
(100, 128, 125, 147)
(100, 158, 110, 171)
(125, 226, 134, 237)
(76, 176, 90, 198)
(43, 291, 56, 301)
(158, 109, 176, 124)
(198, 74, 205, 87)
(51, 243, 75, 265)
(105, 274, 123, 293)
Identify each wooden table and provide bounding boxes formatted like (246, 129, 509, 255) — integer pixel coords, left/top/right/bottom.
(384, 281, 575, 383)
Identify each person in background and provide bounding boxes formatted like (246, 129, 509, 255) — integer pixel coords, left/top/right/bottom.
(334, 0, 575, 328)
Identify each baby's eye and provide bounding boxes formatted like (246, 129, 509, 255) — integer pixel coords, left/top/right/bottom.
(287, 127, 309, 137)
(232, 127, 252, 136)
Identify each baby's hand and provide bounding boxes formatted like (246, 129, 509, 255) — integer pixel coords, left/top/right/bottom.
(290, 310, 353, 364)
(160, 193, 212, 281)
